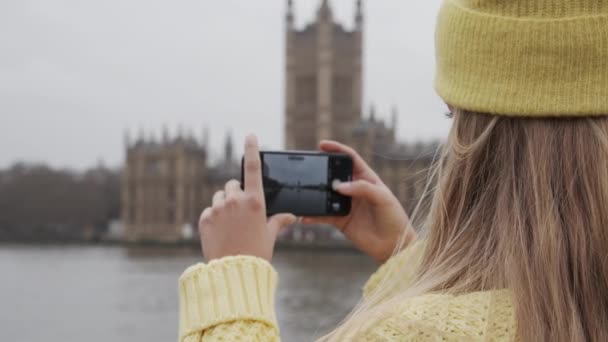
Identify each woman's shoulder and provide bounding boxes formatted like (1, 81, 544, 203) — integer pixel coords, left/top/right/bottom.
(366, 289, 516, 341)
(363, 239, 427, 297)
(362, 240, 516, 340)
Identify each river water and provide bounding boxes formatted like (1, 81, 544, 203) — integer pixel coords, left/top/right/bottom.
(0, 245, 376, 342)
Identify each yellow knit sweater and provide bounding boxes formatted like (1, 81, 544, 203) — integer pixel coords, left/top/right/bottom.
(178, 241, 516, 341)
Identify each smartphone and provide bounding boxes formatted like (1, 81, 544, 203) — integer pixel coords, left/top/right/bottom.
(241, 151, 353, 217)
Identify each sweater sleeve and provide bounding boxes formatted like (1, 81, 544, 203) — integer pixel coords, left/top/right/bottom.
(362, 239, 426, 299)
(178, 256, 280, 342)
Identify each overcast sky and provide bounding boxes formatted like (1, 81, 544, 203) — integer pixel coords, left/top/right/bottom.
(0, 0, 450, 170)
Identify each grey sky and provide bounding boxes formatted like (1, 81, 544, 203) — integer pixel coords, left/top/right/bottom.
(0, 0, 450, 170)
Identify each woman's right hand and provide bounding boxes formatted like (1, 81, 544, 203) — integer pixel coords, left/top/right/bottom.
(301, 140, 417, 264)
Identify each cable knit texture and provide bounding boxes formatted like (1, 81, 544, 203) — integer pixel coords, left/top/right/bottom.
(179, 256, 280, 341)
(434, 0, 608, 116)
(178, 241, 516, 341)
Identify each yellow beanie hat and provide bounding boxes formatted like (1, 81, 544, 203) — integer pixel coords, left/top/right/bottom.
(434, 0, 608, 117)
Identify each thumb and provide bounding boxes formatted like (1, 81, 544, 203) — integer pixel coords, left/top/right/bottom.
(268, 213, 297, 236)
(335, 180, 388, 205)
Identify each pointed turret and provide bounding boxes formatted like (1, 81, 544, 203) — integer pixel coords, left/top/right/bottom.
(177, 124, 184, 142)
(224, 130, 234, 163)
(148, 129, 157, 145)
(369, 104, 376, 122)
(317, 0, 333, 21)
(162, 124, 169, 144)
(186, 128, 195, 146)
(138, 126, 145, 144)
(391, 106, 398, 139)
(355, 0, 364, 30)
(391, 106, 398, 130)
(286, 0, 295, 29)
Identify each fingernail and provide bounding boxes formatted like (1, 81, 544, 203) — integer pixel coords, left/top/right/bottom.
(245, 134, 257, 144)
(332, 179, 342, 190)
(334, 181, 350, 191)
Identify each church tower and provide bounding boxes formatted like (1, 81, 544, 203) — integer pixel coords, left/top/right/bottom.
(285, 0, 364, 150)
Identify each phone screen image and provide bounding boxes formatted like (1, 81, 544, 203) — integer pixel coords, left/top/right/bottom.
(262, 153, 329, 216)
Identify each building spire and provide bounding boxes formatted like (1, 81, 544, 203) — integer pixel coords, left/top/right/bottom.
(391, 106, 398, 139)
(148, 129, 157, 144)
(224, 130, 234, 162)
(355, 0, 364, 29)
(391, 106, 398, 129)
(187, 128, 195, 145)
(369, 104, 376, 122)
(138, 126, 145, 144)
(286, 0, 295, 28)
(162, 124, 169, 143)
(177, 124, 184, 141)
(317, 0, 332, 20)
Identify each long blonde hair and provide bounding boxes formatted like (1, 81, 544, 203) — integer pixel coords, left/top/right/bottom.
(323, 109, 608, 341)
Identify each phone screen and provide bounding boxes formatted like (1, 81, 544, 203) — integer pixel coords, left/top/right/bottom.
(262, 153, 329, 216)
(241, 151, 352, 216)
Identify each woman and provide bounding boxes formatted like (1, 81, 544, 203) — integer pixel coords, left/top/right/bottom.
(179, 1, 608, 341)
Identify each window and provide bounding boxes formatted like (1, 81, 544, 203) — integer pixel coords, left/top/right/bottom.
(296, 76, 317, 105)
(129, 184, 136, 202)
(167, 157, 177, 176)
(333, 76, 352, 106)
(129, 206, 135, 224)
(168, 183, 175, 201)
(167, 208, 175, 224)
(145, 158, 161, 174)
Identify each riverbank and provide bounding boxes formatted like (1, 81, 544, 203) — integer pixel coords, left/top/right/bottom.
(0, 238, 359, 253)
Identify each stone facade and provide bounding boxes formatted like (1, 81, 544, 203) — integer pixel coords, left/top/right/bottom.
(122, 131, 238, 242)
(284, 0, 437, 217)
(285, 0, 363, 150)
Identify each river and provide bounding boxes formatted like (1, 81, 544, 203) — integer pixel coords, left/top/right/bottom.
(0, 245, 376, 342)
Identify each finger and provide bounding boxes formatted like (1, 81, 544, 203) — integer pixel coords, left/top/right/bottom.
(268, 213, 297, 237)
(225, 179, 242, 197)
(300, 216, 339, 226)
(212, 190, 225, 206)
(243, 134, 264, 197)
(334, 180, 388, 205)
(319, 140, 380, 182)
(199, 207, 213, 227)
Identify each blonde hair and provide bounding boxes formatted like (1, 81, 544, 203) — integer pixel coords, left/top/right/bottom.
(321, 109, 608, 341)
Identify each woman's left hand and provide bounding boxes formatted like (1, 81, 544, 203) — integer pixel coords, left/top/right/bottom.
(199, 134, 296, 262)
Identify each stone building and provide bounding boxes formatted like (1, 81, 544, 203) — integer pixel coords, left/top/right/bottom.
(122, 130, 237, 242)
(122, 0, 437, 243)
(284, 0, 363, 150)
(284, 0, 437, 216)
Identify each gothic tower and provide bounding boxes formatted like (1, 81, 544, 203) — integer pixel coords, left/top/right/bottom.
(285, 0, 364, 150)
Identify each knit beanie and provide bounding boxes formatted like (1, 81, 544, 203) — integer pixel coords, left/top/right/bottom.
(434, 0, 608, 117)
